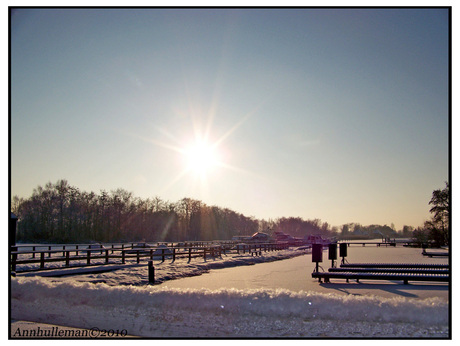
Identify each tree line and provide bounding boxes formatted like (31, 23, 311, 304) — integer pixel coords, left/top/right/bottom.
(11, 180, 336, 243)
(11, 180, 449, 246)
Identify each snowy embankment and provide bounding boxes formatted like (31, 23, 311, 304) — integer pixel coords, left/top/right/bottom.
(11, 276, 449, 338)
(11, 248, 449, 337)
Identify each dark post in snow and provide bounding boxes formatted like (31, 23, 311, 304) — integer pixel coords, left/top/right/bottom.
(148, 260, 155, 284)
(328, 243, 337, 268)
(339, 243, 348, 265)
(10, 213, 18, 274)
(10, 213, 18, 250)
(312, 244, 323, 273)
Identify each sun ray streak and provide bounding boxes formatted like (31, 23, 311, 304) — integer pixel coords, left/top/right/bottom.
(152, 125, 184, 147)
(216, 162, 268, 181)
(212, 102, 265, 148)
(159, 168, 191, 194)
(126, 132, 186, 154)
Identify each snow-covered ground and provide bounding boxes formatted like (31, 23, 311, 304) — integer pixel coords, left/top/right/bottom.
(15, 246, 310, 285)
(10, 246, 450, 338)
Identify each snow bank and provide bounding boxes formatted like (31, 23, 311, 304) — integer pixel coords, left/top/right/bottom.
(11, 276, 449, 338)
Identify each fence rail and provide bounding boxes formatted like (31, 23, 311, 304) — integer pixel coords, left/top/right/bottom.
(10, 242, 290, 273)
(337, 241, 397, 247)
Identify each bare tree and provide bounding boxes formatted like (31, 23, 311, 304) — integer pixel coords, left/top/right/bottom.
(427, 182, 450, 246)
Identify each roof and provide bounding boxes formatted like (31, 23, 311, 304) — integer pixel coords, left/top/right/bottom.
(252, 232, 269, 237)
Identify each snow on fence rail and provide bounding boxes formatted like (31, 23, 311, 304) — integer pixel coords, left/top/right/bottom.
(10, 242, 290, 273)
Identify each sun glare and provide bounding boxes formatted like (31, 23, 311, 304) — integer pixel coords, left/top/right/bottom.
(185, 141, 220, 175)
(135, 104, 259, 194)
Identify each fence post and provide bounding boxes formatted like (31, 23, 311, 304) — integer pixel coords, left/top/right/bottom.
(65, 251, 70, 267)
(122, 250, 125, 264)
(148, 261, 155, 284)
(11, 252, 17, 272)
(161, 249, 165, 263)
(172, 248, 176, 262)
(137, 250, 140, 264)
(105, 249, 109, 264)
(188, 247, 192, 262)
(87, 251, 91, 265)
(40, 252, 45, 269)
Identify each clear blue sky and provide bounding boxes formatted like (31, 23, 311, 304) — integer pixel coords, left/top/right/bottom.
(10, 8, 449, 230)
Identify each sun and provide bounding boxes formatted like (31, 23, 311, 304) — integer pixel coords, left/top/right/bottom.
(132, 104, 258, 193)
(184, 140, 221, 176)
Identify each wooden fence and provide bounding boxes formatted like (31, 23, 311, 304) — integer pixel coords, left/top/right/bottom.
(10, 242, 290, 273)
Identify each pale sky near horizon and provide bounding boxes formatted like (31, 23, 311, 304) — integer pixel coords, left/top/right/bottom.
(10, 8, 449, 230)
